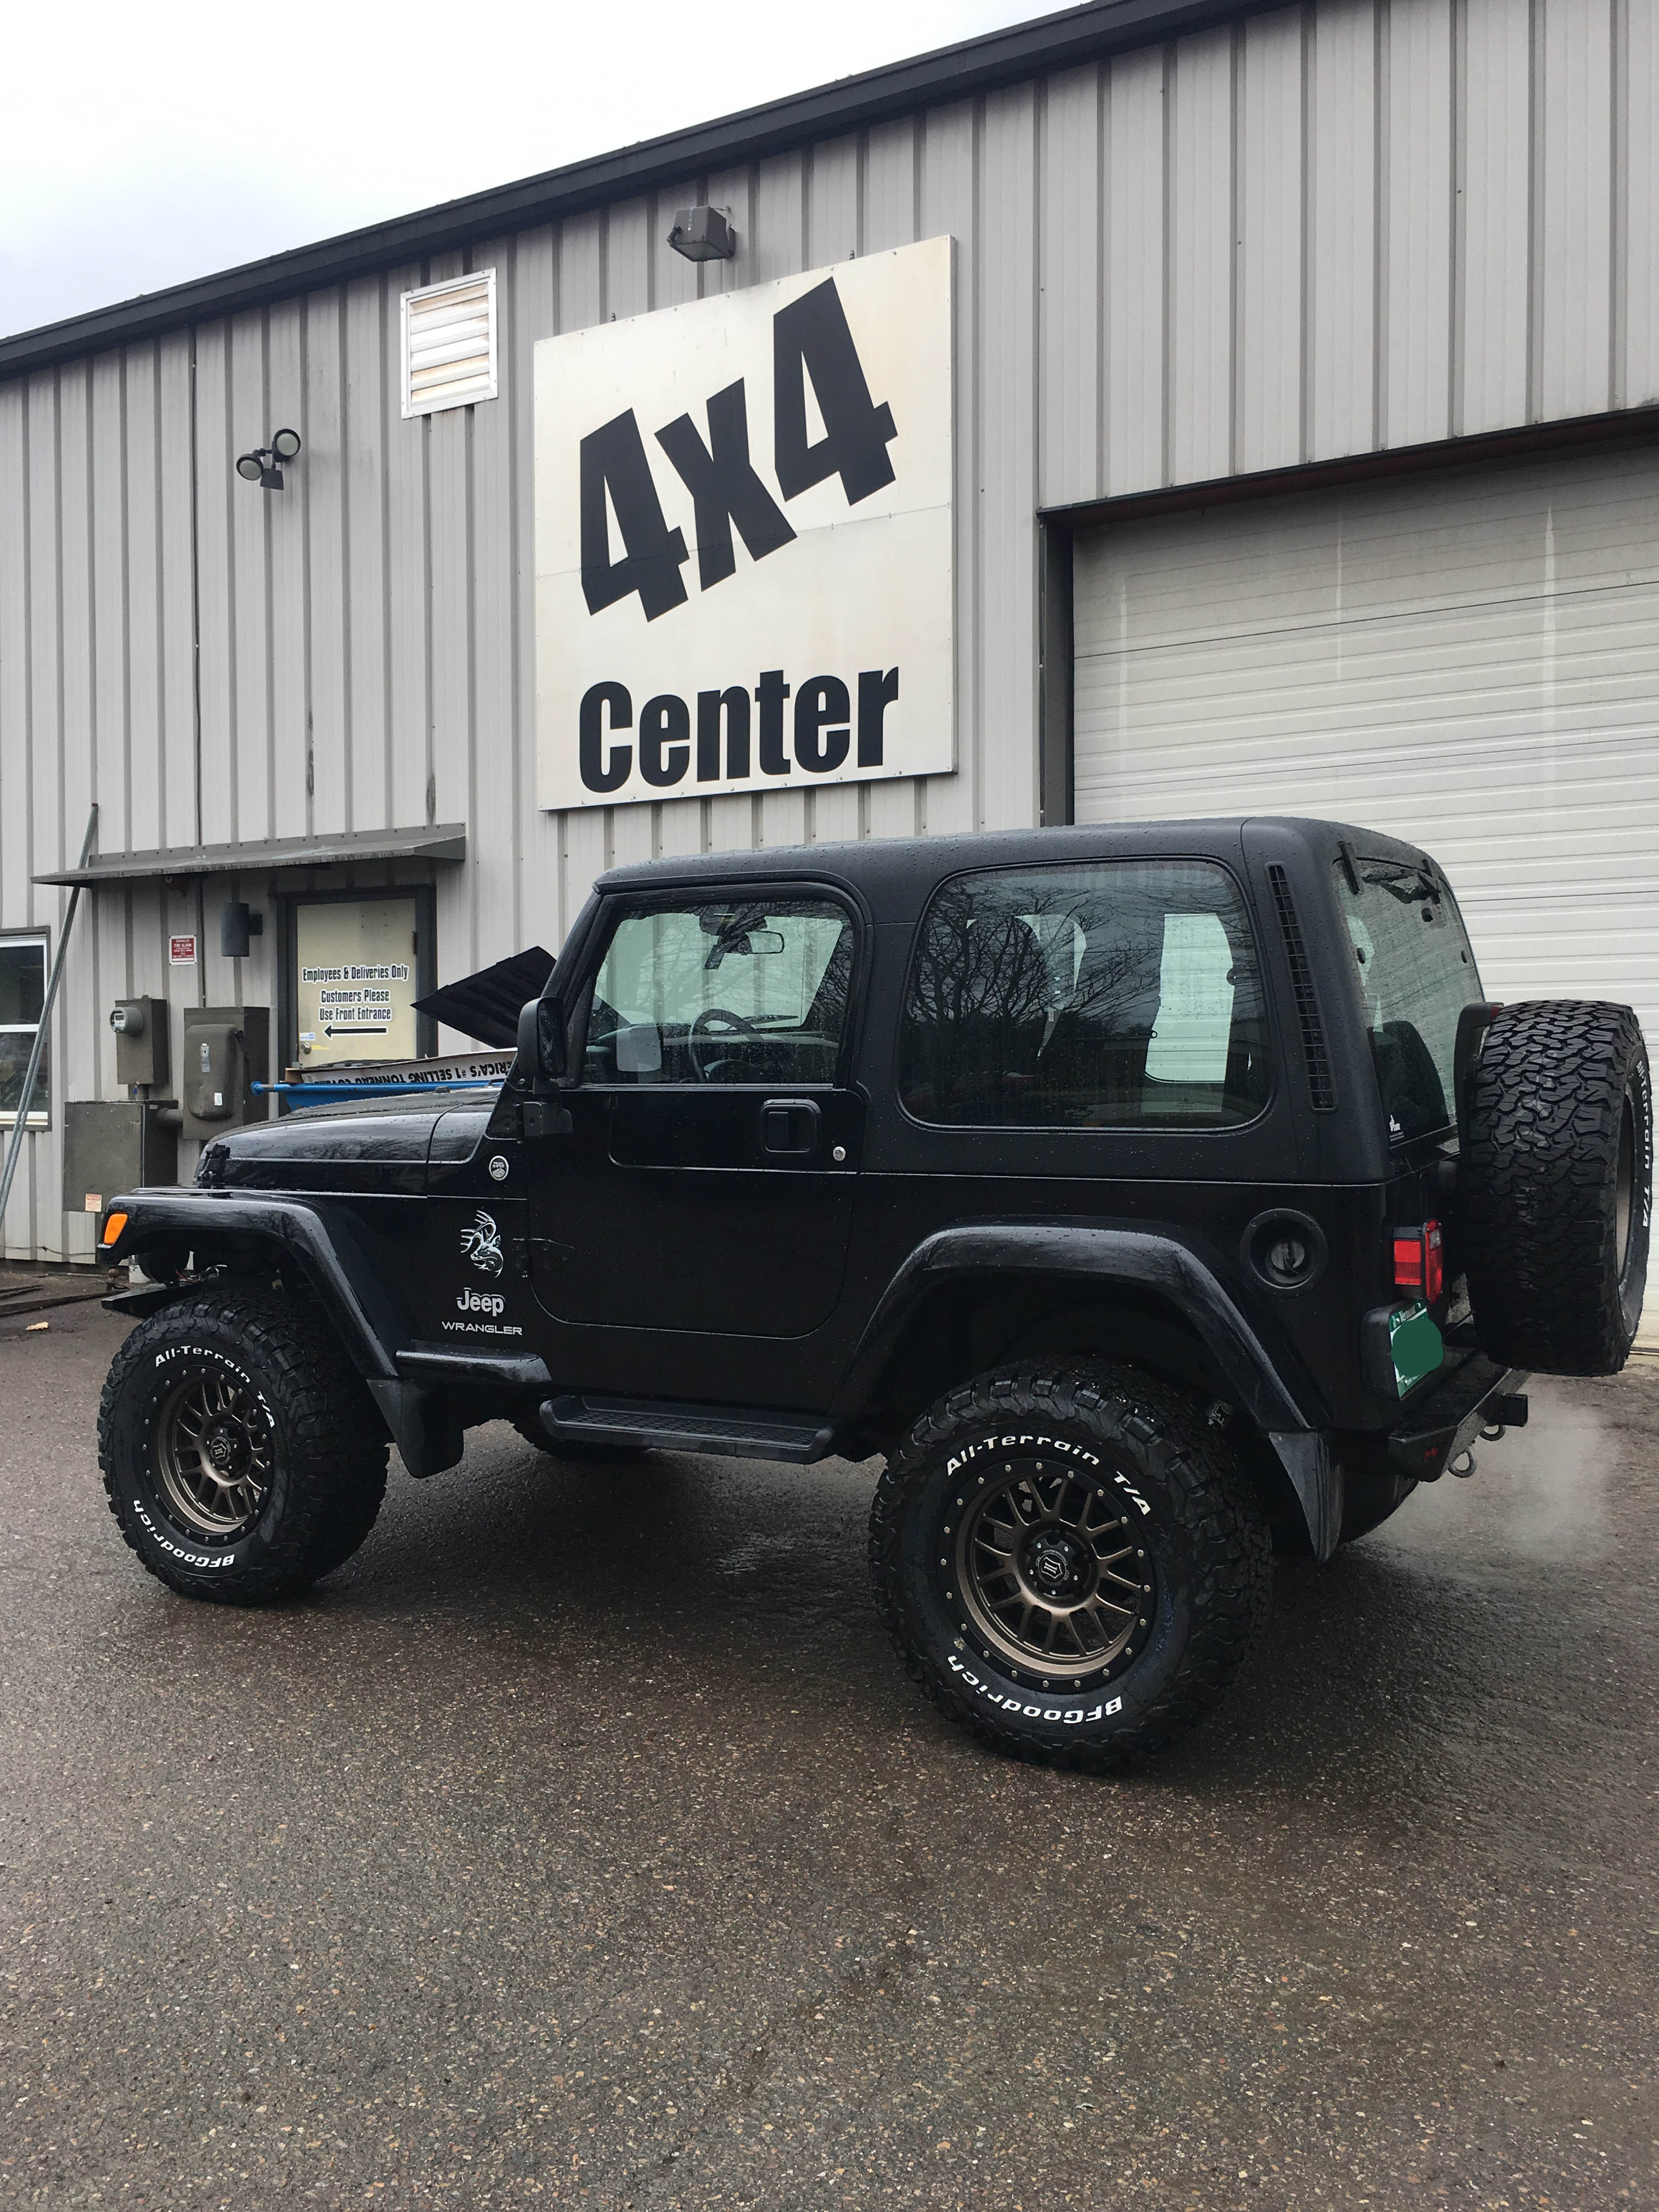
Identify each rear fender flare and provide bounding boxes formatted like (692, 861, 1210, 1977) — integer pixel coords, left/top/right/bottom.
(835, 1221, 1342, 1560)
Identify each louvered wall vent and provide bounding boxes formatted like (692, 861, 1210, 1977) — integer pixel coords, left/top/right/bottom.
(1266, 865, 1336, 1111)
(402, 270, 498, 419)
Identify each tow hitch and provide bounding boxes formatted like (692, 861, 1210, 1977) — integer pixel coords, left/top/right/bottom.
(1446, 1391, 1530, 1477)
(1389, 1361, 1530, 1483)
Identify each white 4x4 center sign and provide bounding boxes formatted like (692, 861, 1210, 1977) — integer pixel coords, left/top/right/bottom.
(534, 236, 954, 811)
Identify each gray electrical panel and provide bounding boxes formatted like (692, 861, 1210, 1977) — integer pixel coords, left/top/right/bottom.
(179, 1006, 269, 1142)
(63, 1099, 179, 1214)
(110, 995, 170, 1089)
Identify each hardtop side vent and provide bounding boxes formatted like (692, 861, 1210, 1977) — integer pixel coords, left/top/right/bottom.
(1266, 864, 1336, 1111)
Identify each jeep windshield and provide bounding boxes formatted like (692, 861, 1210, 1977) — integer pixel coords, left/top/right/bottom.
(1335, 851, 1483, 1144)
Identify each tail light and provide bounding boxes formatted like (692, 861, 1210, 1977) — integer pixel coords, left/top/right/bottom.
(1393, 1220, 1444, 1304)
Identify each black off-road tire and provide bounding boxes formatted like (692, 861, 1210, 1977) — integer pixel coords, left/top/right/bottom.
(870, 1362, 1272, 1771)
(1462, 1001, 1652, 1374)
(510, 1415, 648, 1465)
(98, 1288, 389, 1604)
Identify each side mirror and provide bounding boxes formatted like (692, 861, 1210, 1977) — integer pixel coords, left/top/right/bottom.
(516, 995, 568, 1081)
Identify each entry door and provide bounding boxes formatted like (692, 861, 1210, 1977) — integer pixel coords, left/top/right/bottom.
(293, 896, 421, 1065)
(527, 893, 862, 1340)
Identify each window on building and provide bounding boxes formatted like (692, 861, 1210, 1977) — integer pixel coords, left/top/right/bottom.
(402, 270, 498, 419)
(584, 899, 855, 1086)
(899, 861, 1271, 1128)
(0, 935, 49, 1127)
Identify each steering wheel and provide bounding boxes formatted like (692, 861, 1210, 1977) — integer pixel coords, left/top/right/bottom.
(689, 1005, 764, 1082)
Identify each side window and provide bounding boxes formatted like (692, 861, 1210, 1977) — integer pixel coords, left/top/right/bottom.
(899, 861, 1269, 1128)
(583, 898, 855, 1086)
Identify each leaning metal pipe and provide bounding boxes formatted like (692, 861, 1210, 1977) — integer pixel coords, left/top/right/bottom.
(0, 804, 99, 1242)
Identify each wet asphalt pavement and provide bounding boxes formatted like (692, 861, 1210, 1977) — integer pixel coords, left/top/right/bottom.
(2, 1302, 1656, 2209)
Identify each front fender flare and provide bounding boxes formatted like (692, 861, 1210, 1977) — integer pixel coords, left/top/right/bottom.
(103, 1192, 470, 1478)
(102, 1191, 402, 1384)
(834, 1221, 1342, 1560)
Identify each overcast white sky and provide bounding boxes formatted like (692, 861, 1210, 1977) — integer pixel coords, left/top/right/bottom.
(0, 0, 1078, 340)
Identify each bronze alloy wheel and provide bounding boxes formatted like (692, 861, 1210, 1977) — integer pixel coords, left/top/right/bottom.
(946, 1456, 1155, 1685)
(154, 1370, 273, 1541)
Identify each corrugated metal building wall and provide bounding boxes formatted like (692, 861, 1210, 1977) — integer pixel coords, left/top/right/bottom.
(3, 0, 1657, 1258)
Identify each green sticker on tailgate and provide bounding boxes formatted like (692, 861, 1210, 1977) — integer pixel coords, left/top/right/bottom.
(1389, 1300, 1444, 1396)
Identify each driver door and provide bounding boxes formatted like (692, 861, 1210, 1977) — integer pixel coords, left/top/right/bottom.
(526, 890, 864, 1343)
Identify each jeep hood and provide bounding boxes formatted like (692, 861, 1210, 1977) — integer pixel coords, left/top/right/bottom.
(197, 1090, 497, 1195)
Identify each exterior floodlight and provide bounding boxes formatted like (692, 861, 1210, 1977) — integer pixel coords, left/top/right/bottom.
(235, 431, 302, 490)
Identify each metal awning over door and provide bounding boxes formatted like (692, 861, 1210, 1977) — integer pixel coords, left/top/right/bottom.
(1070, 441, 1659, 1052)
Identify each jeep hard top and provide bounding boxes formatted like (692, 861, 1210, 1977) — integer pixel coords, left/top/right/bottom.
(95, 816, 1652, 1767)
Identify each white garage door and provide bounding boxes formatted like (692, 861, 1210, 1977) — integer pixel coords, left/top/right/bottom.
(1072, 441, 1659, 1057)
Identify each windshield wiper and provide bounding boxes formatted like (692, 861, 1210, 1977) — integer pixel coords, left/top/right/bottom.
(1365, 864, 1440, 907)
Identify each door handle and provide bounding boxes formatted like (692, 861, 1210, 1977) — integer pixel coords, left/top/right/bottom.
(760, 1097, 822, 1159)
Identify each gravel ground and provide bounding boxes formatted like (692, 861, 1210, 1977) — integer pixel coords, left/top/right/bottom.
(2, 1299, 1656, 2208)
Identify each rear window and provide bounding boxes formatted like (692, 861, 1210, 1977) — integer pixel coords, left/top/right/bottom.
(1335, 854, 1482, 1142)
(899, 860, 1271, 1128)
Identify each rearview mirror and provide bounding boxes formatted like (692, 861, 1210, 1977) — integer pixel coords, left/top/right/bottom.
(516, 995, 568, 1081)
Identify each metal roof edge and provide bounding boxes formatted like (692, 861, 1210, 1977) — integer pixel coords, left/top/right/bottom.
(0, 0, 1267, 381)
(33, 823, 469, 886)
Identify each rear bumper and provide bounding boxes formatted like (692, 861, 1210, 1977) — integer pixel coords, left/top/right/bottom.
(1387, 1352, 1529, 1480)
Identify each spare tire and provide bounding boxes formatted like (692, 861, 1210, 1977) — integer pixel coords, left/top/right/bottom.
(1460, 1001, 1652, 1374)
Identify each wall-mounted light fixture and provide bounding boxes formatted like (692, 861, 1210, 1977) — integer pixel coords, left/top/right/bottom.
(234, 426, 302, 490)
(220, 900, 264, 958)
(667, 206, 736, 262)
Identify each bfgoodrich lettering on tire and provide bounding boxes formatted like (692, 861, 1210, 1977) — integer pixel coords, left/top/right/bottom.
(1461, 1001, 1653, 1375)
(869, 1362, 1272, 1770)
(97, 1288, 388, 1604)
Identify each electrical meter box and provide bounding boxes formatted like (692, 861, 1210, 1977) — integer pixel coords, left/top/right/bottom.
(179, 1006, 269, 1142)
(110, 995, 170, 1089)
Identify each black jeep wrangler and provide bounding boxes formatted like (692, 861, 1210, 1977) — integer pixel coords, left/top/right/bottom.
(96, 820, 1652, 1768)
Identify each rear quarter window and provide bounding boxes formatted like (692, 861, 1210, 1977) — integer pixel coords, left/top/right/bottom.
(899, 860, 1271, 1128)
(1336, 854, 1482, 1142)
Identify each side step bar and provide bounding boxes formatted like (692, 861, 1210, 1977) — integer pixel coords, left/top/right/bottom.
(539, 1393, 834, 1463)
